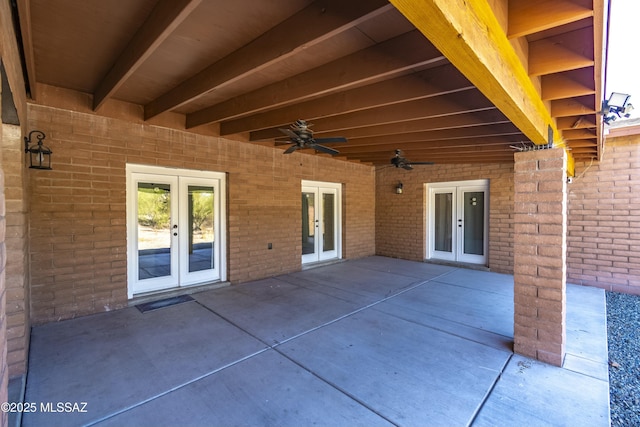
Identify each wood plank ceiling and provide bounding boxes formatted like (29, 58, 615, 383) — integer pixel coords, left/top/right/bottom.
(16, 0, 605, 166)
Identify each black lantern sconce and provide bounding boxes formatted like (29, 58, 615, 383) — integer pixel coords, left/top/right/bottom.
(396, 182, 403, 194)
(24, 130, 52, 170)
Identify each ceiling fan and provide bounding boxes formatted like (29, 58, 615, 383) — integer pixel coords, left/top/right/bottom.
(278, 120, 347, 155)
(391, 149, 434, 170)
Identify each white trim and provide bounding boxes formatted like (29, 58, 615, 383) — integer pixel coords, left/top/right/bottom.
(301, 180, 342, 264)
(428, 179, 489, 189)
(426, 179, 489, 265)
(126, 164, 227, 299)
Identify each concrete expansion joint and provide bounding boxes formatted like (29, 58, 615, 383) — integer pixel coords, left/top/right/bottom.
(468, 353, 514, 426)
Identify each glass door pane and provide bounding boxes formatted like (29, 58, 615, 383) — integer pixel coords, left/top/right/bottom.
(434, 192, 453, 253)
(322, 192, 335, 252)
(463, 191, 484, 256)
(188, 185, 215, 272)
(302, 191, 316, 256)
(137, 182, 172, 280)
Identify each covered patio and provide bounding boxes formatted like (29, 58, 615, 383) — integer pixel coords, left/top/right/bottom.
(20, 257, 609, 427)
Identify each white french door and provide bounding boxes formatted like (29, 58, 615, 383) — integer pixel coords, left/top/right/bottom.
(302, 181, 341, 264)
(428, 180, 488, 265)
(126, 165, 226, 298)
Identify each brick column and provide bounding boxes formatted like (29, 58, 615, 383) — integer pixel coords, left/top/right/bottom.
(513, 148, 567, 366)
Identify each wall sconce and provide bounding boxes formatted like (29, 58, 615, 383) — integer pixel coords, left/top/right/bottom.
(602, 92, 633, 124)
(24, 130, 52, 170)
(396, 182, 403, 194)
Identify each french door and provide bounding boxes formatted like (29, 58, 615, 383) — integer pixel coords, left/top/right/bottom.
(428, 180, 488, 265)
(126, 165, 226, 298)
(301, 181, 341, 264)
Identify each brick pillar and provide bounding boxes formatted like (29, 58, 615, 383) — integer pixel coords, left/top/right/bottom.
(513, 148, 567, 366)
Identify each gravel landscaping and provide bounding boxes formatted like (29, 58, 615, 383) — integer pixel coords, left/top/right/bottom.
(607, 291, 640, 427)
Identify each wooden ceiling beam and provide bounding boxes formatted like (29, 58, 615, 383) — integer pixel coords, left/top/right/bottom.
(223, 88, 493, 136)
(219, 63, 472, 135)
(251, 108, 509, 141)
(566, 139, 598, 148)
(337, 135, 527, 154)
(366, 157, 514, 165)
(569, 147, 598, 155)
(143, 0, 392, 120)
(551, 95, 596, 117)
(16, 0, 37, 100)
(561, 128, 596, 140)
(528, 26, 594, 76)
(186, 30, 445, 128)
(592, 0, 606, 161)
(507, 0, 593, 39)
(359, 145, 514, 158)
(541, 68, 595, 101)
(337, 123, 523, 149)
(359, 149, 515, 163)
(389, 0, 569, 173)
(556, 115, 596, 129)
(92, 0, 202, 111)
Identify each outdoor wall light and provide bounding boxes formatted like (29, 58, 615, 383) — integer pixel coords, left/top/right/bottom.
(602, 92, 633, 124)
(24, 130, 52, 170)
(396, 182, 403, 194)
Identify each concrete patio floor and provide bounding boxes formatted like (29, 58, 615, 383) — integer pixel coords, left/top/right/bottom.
(20, 256, 610, 426)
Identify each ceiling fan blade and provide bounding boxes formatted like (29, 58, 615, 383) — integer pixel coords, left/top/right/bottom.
(279, 128, 300, 140)
(410, 161, 435, 165)
(402, 164, 413, 170)
(283, 145, 299, 154)
(313, 137, 347, 144)
(310, 144, 340, 155)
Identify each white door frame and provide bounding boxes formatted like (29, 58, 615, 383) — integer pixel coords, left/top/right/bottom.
(426, 179, 488, 265)
(301, 180, 342, 264)
(126, 164, 227, 298)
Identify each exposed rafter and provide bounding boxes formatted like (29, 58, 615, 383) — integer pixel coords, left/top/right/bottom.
(93, 0, 202, 111)
(388, 0, 562, 146)
(186, 30, 444, 128)
(223, 88, 493, 135)
(528, 26, 594, 77)
(144, 0, 393, 120)
(541, 69, 595, 101)
(507, 0, 593, 39)
(251, 109, 510, 141)
(16, 0, 604, 167)
(219, 64, 472, 135)
(337, 123, 523, 149)
(550, 95, 597, 117)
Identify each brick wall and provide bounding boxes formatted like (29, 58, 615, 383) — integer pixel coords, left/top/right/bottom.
(0, 125, 29, 377)
(27, 103, 375, 324)
(567, 134, 640, 295)
(375, 162, 514, 273)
